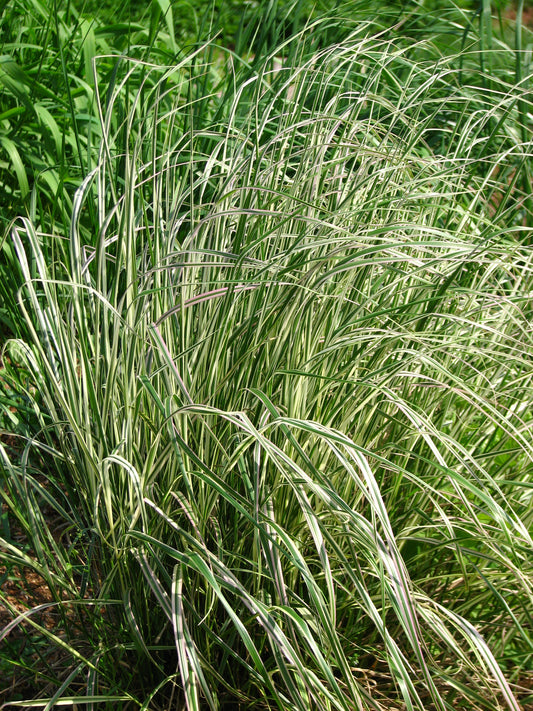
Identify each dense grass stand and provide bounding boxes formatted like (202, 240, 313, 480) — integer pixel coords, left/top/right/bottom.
(1, 0, 533, 708)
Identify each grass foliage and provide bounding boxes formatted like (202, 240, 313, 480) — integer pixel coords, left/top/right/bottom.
(1, 0, 533, 708)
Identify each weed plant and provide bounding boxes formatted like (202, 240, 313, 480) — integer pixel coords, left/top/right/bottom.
(1, 1, 533, 709)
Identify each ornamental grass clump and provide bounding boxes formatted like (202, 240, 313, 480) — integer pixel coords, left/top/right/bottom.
(1, 13, 533, 711)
